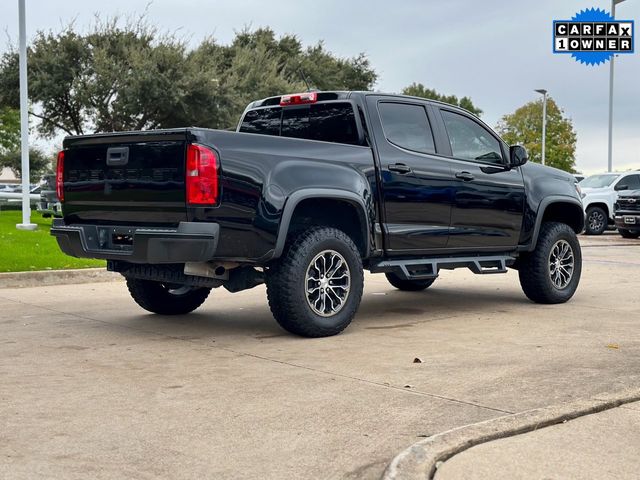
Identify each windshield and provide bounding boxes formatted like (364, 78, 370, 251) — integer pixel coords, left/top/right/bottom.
(580, 174, 618, 188)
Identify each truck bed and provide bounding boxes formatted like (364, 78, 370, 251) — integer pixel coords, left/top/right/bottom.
(58, 127, 376, 263)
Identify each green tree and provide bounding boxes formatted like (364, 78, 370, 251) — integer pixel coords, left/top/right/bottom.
(402, 82, 482, 116)
(195, 27, 377, 128)
(0, 147, 52, 179)
(0, 22, 378, 137)
(496, 98, 577, 172)
(0, 21, 211, 136)
(0, 107, 20, 153)
(227, 28, 376, 92)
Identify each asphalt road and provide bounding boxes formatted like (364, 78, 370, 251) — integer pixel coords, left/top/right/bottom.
(1, 233, 639, 479)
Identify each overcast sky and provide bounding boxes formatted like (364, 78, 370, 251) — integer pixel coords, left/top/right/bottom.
(2, 0, 639, 174)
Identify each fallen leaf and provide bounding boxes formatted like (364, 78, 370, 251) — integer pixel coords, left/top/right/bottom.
(606, 343, 620, 350)
(403, 384, 413, 389)
(413, 357, 423, 364)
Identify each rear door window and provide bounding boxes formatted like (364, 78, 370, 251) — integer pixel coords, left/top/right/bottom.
(378, 102, 436, 154)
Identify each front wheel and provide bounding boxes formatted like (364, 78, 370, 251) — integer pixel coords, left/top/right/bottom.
(518, 222, 582, 304)
(618, 228, 640, 239)
(266, 227, 364, 338)
(126, 278, 211, 315)
(584, 206, 607, 235)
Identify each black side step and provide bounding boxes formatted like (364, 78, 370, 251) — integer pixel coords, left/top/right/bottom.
(370, 254, 515, 280)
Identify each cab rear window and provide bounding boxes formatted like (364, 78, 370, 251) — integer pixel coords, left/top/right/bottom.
(239, 102, 360, 146)
(238, 107, 281, 136)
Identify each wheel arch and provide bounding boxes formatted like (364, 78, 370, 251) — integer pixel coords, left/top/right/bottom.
(585, 201, 610, 218)
(272, 189, 372, 259)
(524, 196, 584, 252)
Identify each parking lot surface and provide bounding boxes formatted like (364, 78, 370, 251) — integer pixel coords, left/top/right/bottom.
(2, 233, 639, 479)
(435, 401, 640, 480)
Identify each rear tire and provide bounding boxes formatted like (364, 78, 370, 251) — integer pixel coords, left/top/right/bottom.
(518, 222, 581, 304)
(618, 228, 640, 239)
(266, 227, 364, 338)
(385, 272, 436, 291)
(126, 278, 211, 315)
(584, 206, 607, 235)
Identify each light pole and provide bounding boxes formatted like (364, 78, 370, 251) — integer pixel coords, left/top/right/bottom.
(608, 0, 626, 173)
(535, 89, 548, 166)
(16, 0, 36, 230)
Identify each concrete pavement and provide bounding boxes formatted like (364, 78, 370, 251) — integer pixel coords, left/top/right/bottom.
(435, 401, 640, 480)
(1, 232, 639, 479)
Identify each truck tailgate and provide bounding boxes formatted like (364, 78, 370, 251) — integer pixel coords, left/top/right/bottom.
(62, 131, 188, 226)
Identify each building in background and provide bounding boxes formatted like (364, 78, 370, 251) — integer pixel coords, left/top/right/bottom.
(0, 167, 19, 184)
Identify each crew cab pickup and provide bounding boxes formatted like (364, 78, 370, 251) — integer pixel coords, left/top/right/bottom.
(614, 189, 640, 239)
(52, 91, 585, 337)
(580, 171, 640, 235)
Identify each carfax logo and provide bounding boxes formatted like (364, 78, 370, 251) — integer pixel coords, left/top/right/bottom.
(553, 7, 634, 65)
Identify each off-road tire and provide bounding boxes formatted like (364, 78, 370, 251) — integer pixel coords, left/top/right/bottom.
(518, 222, 581, 304)
(126, 278, 211, 315)
(618, 228, 640, 239)
(385, 272, 436, 291)
(266, 227, 364, 338)
(584, 206, 607, 235)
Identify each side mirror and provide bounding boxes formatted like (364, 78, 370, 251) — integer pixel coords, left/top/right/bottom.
(615, 184, 629, 191)
(509, 145, 528, 168)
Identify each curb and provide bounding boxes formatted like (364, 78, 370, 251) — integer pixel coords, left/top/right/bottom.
(381, 388, 640, 480)
(0, 268, 121, 289)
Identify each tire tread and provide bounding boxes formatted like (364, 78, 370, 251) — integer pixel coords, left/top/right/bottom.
(266, 227, 363, 337)
(518, 222, 581, 304)
(385, 272, 436, 291)
(126, 278, 211, 315)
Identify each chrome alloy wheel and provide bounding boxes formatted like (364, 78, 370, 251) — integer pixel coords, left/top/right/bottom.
(588, 210, 605, 232)
(305, 250, 351, 317)
(548, 239, 574, 289)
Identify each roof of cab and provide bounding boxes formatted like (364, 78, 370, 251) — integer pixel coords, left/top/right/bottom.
(246, 90, 480, 119)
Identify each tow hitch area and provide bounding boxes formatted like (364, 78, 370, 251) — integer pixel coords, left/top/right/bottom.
(112, 233, 134, 247)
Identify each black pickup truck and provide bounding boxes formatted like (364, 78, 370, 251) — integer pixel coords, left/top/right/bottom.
(52, 91, 584, 337)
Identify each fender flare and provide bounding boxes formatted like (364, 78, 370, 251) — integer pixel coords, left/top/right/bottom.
(272, 188, 372, 259)
(583, 200, 612, 218)
(523, 195, 584, 252)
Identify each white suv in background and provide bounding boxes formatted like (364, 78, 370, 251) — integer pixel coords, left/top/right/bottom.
(580, 171, 640, 235)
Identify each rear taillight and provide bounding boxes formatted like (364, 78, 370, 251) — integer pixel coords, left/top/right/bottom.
(186, 144, 219, 205)
(280, 92, 318, 106)
(56, 150, 65, 202)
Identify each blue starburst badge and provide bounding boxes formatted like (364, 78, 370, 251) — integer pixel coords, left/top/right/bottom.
(553, 7, 634, 66)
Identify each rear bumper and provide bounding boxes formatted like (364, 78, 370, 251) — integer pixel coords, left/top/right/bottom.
(614, 214, 640, 231)
(51, 219, 219, 264)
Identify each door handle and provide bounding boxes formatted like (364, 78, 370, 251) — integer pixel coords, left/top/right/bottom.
(388, 163, 412, 174)
(455, 171, 475, 181)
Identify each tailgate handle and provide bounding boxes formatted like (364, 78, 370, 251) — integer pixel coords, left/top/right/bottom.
(106, 147, 129, 166)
